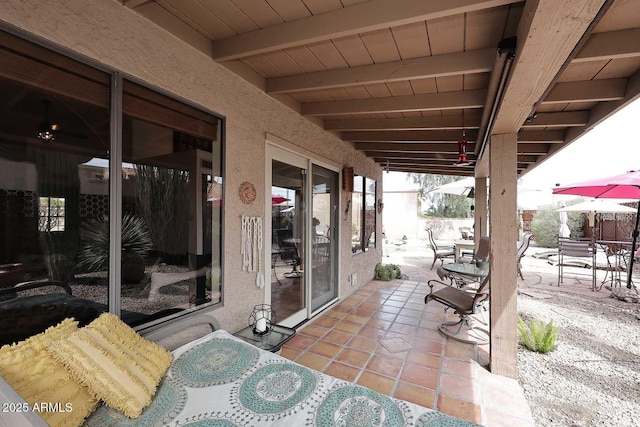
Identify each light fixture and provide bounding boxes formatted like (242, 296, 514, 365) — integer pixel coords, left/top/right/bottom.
(454, 111, 472, 166)
(455, 135, 469, 165)
(249, 304, 275, 336)
(37, 100, 57, 142)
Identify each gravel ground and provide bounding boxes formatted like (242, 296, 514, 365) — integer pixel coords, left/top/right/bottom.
(383, 240, 640, 426)
(517, 289, 640, 426)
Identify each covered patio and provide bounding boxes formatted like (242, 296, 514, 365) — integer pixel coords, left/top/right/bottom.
(115, 0, 640, 377)
(280, 271, 533, 426)
(2, 1, 640, 422)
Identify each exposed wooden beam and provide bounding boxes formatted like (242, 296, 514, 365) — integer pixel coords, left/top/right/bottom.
(381, 164, 485, 174)
(375, 157, 530, 170)
(544, 68, 640, 166)
(518, 130, 564, 143)
(343, 129, 478, 142)
(325, 114, 482, 131)
(384, 165, 473, 176)
(521, 111, 589, 128)
(368, 152, 460, 160)
(515, 155, 539, 163)
(355, 142, 467, 152)
(573, 28, 640, 63)
(542, 78, 627, 104)
(375, 157, 470, 165)
(302, 89, 486, 116)
(516, 144, 549, 155)
(211, 0, 517, 61)
(266, 48, 494, 94)
(492, 0, 608, 135)
(126, 1, 213, 56)
(124, 0, 152, 8)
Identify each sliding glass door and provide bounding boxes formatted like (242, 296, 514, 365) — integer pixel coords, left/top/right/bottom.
(310, 164, 338, 312)
(270, 148, 307, 326)
(268, 146, 339, 327)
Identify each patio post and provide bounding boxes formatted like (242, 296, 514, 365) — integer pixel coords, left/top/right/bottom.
(488, 133, 518, 378)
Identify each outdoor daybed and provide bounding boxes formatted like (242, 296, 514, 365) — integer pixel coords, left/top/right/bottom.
(0, 314, 479, 427)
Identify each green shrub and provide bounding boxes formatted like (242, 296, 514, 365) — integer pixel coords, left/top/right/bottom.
(517, 317, 559, 353)
(374, 263, 402, 281)
(530, 209, 584, 248)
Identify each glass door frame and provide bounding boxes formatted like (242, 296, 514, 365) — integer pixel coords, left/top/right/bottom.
(266, 142, 341, 327)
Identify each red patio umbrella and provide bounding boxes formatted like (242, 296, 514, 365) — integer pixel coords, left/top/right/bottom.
(553, 170, 640, 288)
(271, 195, 289, 205)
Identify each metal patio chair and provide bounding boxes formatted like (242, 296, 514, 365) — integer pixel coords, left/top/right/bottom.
(557, 237, 596, 290)
(517, 233, 533, 280)
(426, 228, 455, 269)
(425, 273, 490, 344)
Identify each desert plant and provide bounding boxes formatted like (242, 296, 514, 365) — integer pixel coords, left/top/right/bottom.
(77, 214, 153, 283)
(135, 165, 189, 261)
(517, 317, 559, 353)
(374, 263, 402, 281)
(423, 220, 452, 239)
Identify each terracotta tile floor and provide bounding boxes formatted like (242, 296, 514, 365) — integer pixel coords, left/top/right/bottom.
(279, 278, 535, 426)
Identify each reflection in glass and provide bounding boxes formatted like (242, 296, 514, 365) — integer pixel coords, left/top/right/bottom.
(351, 175, 377, 253)
(365, 177, 377, 251)
(120, 81, 223, 323)
(311, 165, 338, 311)
(0, 31, 225, 345)
(271, 160, 305, 321)
(351, 176, 364, 253)
(0, 30, 111, 344)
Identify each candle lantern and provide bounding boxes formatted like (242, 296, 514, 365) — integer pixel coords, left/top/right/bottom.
(249, 304, 276, 336)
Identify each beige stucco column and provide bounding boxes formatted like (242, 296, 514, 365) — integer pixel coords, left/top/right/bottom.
(474, 176, 488, 239)
(488, 133, 518, 378)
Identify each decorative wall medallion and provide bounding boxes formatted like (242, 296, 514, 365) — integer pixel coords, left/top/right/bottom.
(239, 181, 257, 204)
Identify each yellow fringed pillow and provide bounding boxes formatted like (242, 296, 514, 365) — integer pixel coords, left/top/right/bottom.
(46, 313, 173, 418)
(0, 318, 100, 427)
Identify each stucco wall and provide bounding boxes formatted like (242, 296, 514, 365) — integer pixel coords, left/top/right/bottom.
(0, 0, 382, 332)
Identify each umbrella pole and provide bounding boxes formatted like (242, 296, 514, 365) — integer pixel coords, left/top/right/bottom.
(627, 204, 640, 289)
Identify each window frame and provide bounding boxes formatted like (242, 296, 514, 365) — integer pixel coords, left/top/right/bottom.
(38, 197, 66, 232)
(0, 26, 226, 330)
(351, 175, 377, 254)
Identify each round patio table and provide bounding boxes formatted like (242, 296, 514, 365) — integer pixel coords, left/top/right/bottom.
(443, 262, 489, 279)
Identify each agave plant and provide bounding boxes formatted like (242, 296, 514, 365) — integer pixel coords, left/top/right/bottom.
(77, 214, 153, 283)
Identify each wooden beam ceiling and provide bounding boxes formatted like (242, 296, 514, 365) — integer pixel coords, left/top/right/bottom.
(324, 114, 482, 131)
(573, 28, 640, 62)
(342, 130, 479, 142)
(211, 0, 518, 61)
(521, 111, 589, 128)
(302, 89, 487, 116)
(542, 78, 626, 104)
(125, 0, 640, 179)
(354, 142, 468, 153)
(266, 48, 495, 94)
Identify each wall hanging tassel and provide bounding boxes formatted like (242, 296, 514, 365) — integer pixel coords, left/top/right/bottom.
(255, 217, 264, 288)
(241, 215, 264, 288)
